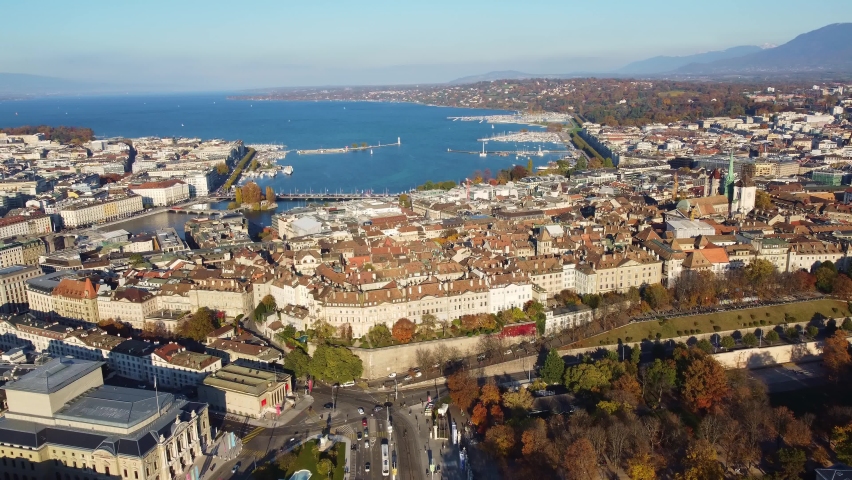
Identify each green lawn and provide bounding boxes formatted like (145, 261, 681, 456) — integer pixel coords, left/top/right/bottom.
(573, 299, 849, 348)
(333, 443, 346, 480)
(272, 439, 345, 479)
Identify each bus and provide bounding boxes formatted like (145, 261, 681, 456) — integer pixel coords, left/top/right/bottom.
(381, 441, 390, 477)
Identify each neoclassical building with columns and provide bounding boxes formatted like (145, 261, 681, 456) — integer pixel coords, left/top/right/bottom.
(0, 357, 211, 480)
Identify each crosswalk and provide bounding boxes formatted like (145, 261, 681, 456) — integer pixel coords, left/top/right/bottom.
(336, 424, 356, 439)
(241, 426, 265, 443)
(242, 448, 267, 459)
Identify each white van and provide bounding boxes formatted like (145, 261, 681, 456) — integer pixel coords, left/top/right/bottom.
(341, 380, 356, 387)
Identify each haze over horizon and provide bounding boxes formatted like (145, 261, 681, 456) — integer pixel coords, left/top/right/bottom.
(2, 0, 851, 91)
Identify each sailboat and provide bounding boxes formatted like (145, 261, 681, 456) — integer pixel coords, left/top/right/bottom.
(480, 142, 487, 158)
(370, 149, 373, 155)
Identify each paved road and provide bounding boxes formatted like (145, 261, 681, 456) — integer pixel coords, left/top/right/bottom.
(750, 361, 827, 393)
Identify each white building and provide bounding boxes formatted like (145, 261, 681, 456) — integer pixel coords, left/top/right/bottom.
(130, 179, 191, 207)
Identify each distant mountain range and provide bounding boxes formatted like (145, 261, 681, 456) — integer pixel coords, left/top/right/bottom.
(615, 46, 763, 75)
(448, 23, 852, 83)
(675, 23, 852, 75)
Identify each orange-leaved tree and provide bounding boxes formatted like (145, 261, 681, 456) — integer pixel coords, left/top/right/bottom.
(391, 318, 416, 344)
(823, 329, 851, 382)
(447, 371, 479, 412)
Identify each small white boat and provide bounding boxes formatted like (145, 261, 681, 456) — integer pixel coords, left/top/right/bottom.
(370, 149, 373, 155)
(282, 165, 294, 175)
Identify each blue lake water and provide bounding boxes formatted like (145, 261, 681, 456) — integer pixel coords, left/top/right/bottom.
(0, 94, 566, 234)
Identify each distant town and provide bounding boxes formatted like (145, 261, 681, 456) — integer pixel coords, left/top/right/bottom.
(2, 77, 852, 480)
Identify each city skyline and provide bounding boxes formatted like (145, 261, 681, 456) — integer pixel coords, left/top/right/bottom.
(1, 0, 850, 90)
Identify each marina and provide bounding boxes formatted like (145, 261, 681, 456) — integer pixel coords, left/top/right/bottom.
(448, 112, 574, 124)
(477, 130, 563, 143)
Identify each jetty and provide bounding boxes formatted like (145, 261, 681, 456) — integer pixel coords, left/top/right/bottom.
(297, 137, 401, 155)
(447, 148, 554, 157)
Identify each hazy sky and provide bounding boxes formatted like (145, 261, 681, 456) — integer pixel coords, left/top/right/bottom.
(1, 0, 849, 90)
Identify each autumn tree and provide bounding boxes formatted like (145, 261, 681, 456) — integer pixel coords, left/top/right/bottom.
(265, 186, 276, 204)
(484, 424, 515, 457)
(540, 348, 565, 384)
(676, 440, 724, 480)
(177, 307, 219, 341)
(502, 387, 534, 412)
(471, 402, 489, 428)
(754, 190, 773, 210)
(641, 283, 671, 310)
(242, 181, 262, 204)
(447, 371, 479, 412)
(260, 294, 276, 311)
(216, 162, 229, 175)
(564, 438, 598, 480)
(391, 318, 416, 344)
(834, 274, 852, 299)
(626, 452, 656, 480)
(679, 350, 729, 413)
(234, 186, 243, 205)
(480, 379, 501, 407)
(823, 329, 851, 382)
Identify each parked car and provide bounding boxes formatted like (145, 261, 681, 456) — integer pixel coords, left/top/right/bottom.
(362, 417, 368, 427)
(341, 380, 355, 387)
(504, 349, 513, 355)
(323, 402, 333, 409)
(414, 371, 423, 378)
(365, 440, 370, 448)
(365, 462, 371, 472)
(357, 431, 363, 440)
(388, 372, 397, 378)
(232, 462, 241, 473)
(374, 405, 383, 412)
(357, 407, 365, 415)
(534, 390, 555, 397)
(477, 354, 486, 361)
(403, 374, 413, 381)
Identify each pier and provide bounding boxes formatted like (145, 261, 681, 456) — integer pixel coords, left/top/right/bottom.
(447, 148, 554, 157)
(297, 138, 401, 155)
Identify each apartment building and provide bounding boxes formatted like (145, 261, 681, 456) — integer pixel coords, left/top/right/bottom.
(0, 264, 40, 314)
(576, 247, 663, 295)
(57, 194, 144, 228)
(0, 213, 52, 240)
(130, 179, 191, 207)
(97, 286, 159, 328)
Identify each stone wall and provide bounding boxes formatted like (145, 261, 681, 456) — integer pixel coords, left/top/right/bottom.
(350, 334, 534, 380)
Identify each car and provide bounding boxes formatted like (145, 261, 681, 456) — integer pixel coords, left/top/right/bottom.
(412, 367, 421, 373)
(534, 390, 555, 397)
(364, 440, 370, 448)
(365, 462, 371, 472)
(477, 354, 486, 361)
(323, 402, 333, 409)
(232, 462, 241, 473)
(341, 380, 356, 387)
(374, 405, 383, 412)
(138, 384, 146, 389)
(387, 372, 397, 378)
(364, 427, 369, 436)
(357, 407, 365, 415)
(414, 371, 423, 378)
(504, 349, 513, 355)
(403, 374, 413, 381)
(362, 417, 368, 427)
(357, 431, 363, 440)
